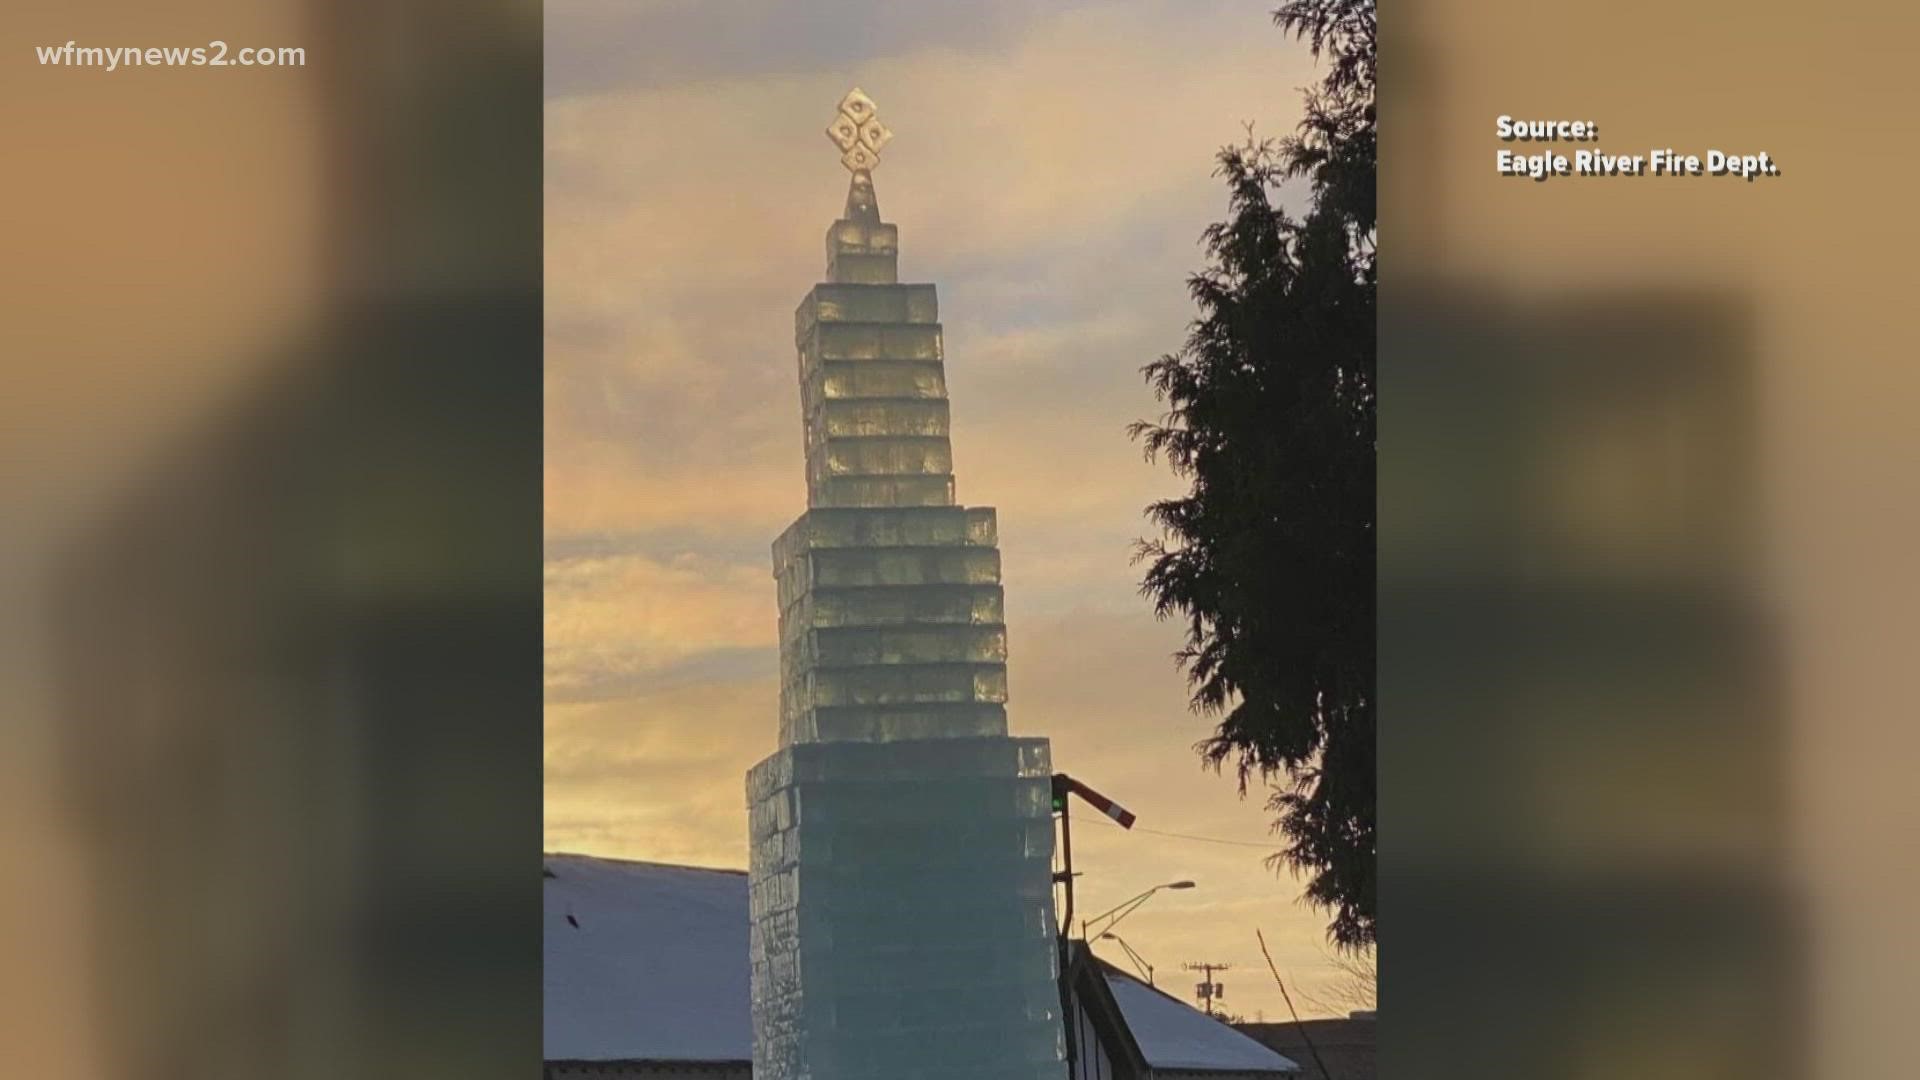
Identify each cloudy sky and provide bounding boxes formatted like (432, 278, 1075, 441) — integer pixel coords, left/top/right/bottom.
(543, 0, 1351, 1019)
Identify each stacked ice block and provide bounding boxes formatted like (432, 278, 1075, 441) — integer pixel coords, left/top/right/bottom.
(746, 170, 1067, 1080)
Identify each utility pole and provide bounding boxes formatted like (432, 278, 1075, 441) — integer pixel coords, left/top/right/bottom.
(1052, 773, 1137, 1079)
(1051, 773, 1139, 961)
(1182, 961, 1232, 1018)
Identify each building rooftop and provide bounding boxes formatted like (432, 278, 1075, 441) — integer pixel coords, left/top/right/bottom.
(1104, 966, 1301, 1073)
(543, 852, 1296, 1074)
(1237, 1016, 1376, 1080)
(544, 854, 752, 1064)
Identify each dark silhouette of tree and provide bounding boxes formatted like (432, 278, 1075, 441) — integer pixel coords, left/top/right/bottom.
(1131, 0, 1375, 948)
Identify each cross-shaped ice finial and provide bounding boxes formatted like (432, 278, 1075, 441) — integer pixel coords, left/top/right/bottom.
(825, 88, 893, 173)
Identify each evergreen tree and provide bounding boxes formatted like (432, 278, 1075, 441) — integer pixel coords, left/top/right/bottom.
(1131, 0, 1376, 948)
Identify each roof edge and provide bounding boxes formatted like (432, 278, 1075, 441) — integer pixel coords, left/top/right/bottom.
(542, 852, 748, 877)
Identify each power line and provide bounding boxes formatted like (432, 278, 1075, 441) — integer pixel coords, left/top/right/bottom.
(1079, 814, 1273, 849)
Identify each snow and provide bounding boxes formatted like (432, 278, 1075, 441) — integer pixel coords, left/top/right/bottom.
(544, 853, 1297, 1074)
(1103, 968, 1301, 1073)
(543, 853, 752, 1062)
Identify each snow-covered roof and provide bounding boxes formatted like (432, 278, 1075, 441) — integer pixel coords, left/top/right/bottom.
(1102, 967, 1299, 1073)
(544, 853, 752, 1063)
(543, 852, 1296, 1074)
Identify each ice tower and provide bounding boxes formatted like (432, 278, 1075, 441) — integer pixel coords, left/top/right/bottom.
(745, 89, 1067, 1080)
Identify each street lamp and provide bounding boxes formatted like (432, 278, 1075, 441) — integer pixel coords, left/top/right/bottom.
(1099, 933, 1157, 986)
(1080, 880, 1196, 940)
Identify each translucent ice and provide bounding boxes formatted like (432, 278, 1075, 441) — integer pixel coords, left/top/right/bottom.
(748, 168, 1066, 1080)
(747, 739, 1064, 1080)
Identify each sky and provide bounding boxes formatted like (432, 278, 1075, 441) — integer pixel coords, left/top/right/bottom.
(542, 0, 1356, 1021)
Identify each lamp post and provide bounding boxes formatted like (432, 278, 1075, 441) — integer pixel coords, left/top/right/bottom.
(1080, 880, 1196, 940)
(1099, 933, 1156, 986)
